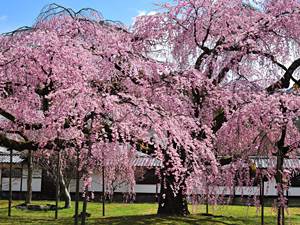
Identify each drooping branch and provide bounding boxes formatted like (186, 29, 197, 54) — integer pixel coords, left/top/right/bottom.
(249, 50, 287, 71)
(0, 107, 43, 130)
(0, 133, 38, 151)
(213, 54, 245, 85)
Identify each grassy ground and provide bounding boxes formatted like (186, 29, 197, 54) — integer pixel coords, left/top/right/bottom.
(0, 200, 300, 224)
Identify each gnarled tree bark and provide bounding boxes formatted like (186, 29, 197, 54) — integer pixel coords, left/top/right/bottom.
(157, 170, 189, 216)
(157, 145, 190, 216)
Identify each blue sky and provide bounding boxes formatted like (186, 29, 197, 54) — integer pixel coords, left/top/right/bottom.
(0, 0, 162, 33)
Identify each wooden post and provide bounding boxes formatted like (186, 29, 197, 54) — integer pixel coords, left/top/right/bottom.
(277, 178, 283, 225)
(286, 187, 289, 207)
(102, 166, 105, 216)
(233, 182, 236, 205)
(8, 148, 12, 217)
(74, 148, 80, 225)
(276, 158, 285, 225)
(20, 163, 23, 192)
(276, 130, 285, 225)
(26, 149, 33, 204)
(155, 183, 158, 202)
(282, 186, 285, 225)
(81, 186, 88, 225)
(0, 165, 2, 200)
(282, 206, 284, 225)
(55, 150, 61, 219)
(285, 188, 289, 225)
(205, 176, 209, 215)
(260, 175, 264, 225)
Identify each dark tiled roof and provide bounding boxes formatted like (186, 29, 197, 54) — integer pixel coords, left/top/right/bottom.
(251, 157, 300, 169)
(133, 151, 162, 167)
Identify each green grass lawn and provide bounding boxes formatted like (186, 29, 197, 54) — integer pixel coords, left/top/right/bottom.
(0, 200, 300, 224)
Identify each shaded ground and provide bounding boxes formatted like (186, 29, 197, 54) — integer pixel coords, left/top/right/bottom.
(0, 201, 300, 224)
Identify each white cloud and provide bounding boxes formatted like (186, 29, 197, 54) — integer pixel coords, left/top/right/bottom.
(137, 10, 157, 17)
(0, 15, 7, 21)
(131, 10, 157, 25)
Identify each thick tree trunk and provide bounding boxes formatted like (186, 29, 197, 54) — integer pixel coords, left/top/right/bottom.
(157, 143, 190, 216)
(26, 149, 33, 204)
(157, 172, 189, 216)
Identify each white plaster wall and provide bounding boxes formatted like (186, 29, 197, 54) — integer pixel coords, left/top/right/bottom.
(1, 167, 42, 192)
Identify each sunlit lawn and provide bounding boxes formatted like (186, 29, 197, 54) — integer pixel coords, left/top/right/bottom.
(1, 200, 300, 224)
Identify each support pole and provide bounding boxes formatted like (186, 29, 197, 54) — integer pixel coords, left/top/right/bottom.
(20, 163, 23, 192)
(8, 148, 12, 217)
(81, 111, 95, 225)
(74, 148, 80, 225)
(282, 187, 285, 225)
(81, 186, 88, 225)
(155, 183, 158, 202)
(55, 150, 61, 219)
(282, 205, 284, 225)
(0, 163, 2, 200)
(286, 187, 289, 208)
(205, 176, 209, 215)
(26, 149, 32, 204)
(276, 128, 286, 225)
(102, 166, 105, 216)
(260, 175, 264, 225)
(206, 195, 208, 215)
(277, 197, 281, 225)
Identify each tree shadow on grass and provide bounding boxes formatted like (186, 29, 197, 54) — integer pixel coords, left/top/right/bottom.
(0, 214, 73, 225)
(86, 213, 277, 225)
(0, 211, 291, 225)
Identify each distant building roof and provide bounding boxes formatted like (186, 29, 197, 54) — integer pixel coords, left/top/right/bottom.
(0, 147, 162, 167)
(251, 157, 300, 169)
(0, 147, 24, 164)
(132, 151, 162, 167)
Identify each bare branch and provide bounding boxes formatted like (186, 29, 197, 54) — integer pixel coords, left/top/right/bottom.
(267, 58, 300, 93)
